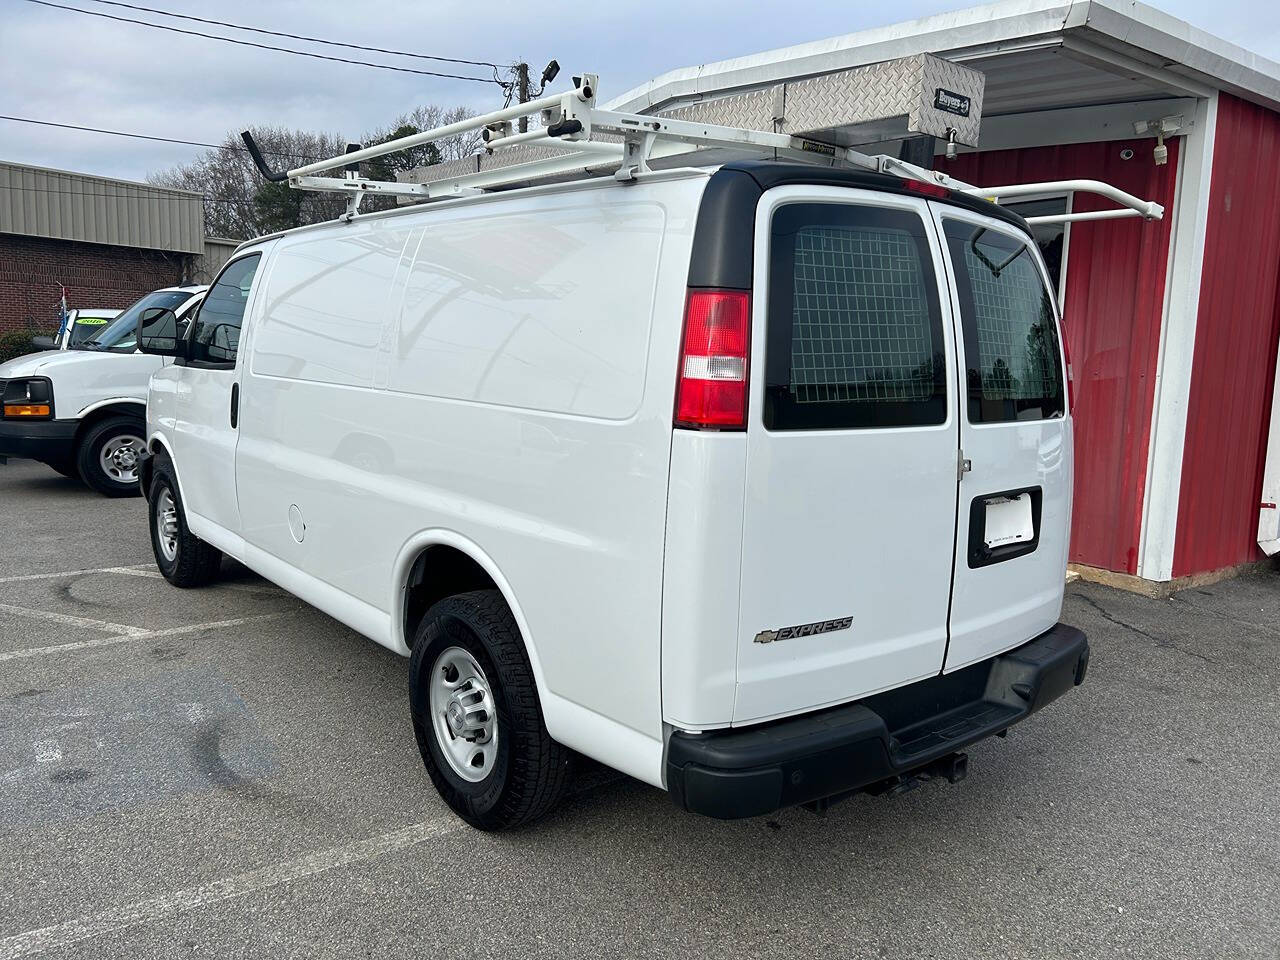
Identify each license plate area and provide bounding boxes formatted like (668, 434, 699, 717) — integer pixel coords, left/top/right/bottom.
(967, 486, 1042, 568)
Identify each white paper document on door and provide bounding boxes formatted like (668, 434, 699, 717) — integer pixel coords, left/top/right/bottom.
(984, 493, 1034, 548)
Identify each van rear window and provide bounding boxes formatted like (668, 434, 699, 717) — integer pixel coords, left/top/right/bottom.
(764, 203, 947, 430)
(943, 220, 1064, 423)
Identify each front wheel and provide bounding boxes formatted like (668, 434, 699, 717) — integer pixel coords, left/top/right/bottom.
(76, 416, 145, 497)
(409, 590, 573, 830)
(148, 458, 222, 587)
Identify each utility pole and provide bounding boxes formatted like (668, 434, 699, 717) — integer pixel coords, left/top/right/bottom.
(516, 62, 530, 132)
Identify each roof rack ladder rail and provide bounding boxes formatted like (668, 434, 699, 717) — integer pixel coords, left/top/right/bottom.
(559, 106, 884, 173)
(284, 84, 589, 180)
(413, 150, 622, 200)
(482, 126, 624, 156)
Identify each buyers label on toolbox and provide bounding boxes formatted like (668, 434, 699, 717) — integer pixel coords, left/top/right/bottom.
(933, 88, 971, 117)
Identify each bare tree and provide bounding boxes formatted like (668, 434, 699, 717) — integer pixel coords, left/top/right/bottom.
(148, 106, 480, 240)
(388, 105, 483, 162)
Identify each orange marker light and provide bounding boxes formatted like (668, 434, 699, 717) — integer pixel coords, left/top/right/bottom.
(3, 404, 51, 418)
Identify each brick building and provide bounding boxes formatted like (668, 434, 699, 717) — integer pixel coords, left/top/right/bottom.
(0, 161, 205, 334)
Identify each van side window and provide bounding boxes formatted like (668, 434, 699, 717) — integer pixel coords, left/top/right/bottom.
(764, 203, 947, 430)
(189, 254, 262, 365)
(942, 220, 1064, 423)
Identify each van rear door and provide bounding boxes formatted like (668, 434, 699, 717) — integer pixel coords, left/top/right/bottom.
(932, 206, 1071, 671)
(734, 186, 960, 725)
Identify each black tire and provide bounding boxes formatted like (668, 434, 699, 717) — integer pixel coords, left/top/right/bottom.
(148, 456, 222, 587)
(76, 416, 146, 497)
(409, 590, 573, 830)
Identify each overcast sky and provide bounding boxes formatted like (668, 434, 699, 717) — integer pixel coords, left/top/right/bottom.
(2, 0, 1278, 183)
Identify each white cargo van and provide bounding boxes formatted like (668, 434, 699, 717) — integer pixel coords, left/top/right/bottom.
(138, 154, 1096, 829)
(0, 285, 206, 495)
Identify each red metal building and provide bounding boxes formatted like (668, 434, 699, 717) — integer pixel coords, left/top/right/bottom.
(615, 0, 1280, 589)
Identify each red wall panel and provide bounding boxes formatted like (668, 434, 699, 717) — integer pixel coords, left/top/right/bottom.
(1173, 95, 1280, 577)
(947, 139, 1178, 572)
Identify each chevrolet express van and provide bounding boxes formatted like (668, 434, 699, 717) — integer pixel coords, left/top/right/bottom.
(139, 161, 1088, 829)
(0, 285, 206, 495)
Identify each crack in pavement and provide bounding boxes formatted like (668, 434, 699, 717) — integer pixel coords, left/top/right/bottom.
(1074, 593, 1216, 664)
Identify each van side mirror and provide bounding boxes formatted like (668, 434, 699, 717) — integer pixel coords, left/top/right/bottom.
(29, 335, 57, 351)
(138, 307, 187, 358)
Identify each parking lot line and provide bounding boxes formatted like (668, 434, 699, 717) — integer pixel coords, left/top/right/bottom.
(0, 603, 146, 637)
(101, 567, 164, 580)
(0, 563, 287, 598)
(0, 614, 291, 663)
(0, 816, 464, 959)
(0, 564, 154, 585)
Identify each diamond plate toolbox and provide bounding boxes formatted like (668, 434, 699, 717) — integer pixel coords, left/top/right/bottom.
(661, 54, 984, 147)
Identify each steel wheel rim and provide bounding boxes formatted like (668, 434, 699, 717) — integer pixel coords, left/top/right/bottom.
(428, 645, 499, 783)
(155, 489, 179, 562)
(100, 434, 144, 484)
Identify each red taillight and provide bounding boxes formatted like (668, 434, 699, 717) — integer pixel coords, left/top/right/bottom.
(1061, 325, 1075, 414)
(674, 289, 750, 430)
(902, 178, 949, 199)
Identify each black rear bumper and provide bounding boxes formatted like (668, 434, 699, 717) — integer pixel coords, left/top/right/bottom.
(666, 623, 1089, 819)
(0, 418, 78, 465)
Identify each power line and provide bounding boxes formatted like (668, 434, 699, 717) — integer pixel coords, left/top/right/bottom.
(0, 115, 324, 161)
(20, 0, 502, 84)
(81, 0, 504, 68)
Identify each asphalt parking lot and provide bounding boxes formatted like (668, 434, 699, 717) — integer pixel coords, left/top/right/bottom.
(0, 458, 1277, 959)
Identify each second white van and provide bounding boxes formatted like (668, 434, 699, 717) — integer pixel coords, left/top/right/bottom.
(0, 285, 205, 494)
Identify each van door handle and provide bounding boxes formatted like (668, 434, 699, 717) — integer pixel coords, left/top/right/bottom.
(230, 382, 240, 429)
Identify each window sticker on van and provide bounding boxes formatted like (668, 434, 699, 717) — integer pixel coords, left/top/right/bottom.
(943, 220, 1064, 423)
(764, 203, 947, 431)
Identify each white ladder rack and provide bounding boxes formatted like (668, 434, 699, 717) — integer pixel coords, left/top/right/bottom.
(240, 72, 1165, 225)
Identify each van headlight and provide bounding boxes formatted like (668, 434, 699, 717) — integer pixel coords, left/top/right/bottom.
(2, 378, 53, 419)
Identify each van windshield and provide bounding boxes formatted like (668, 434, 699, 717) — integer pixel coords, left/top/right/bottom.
(79, 290, 196, 353)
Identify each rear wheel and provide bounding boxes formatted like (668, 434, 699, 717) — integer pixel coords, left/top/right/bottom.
(76, 416, 145, 497)
(148, 457, 222, 587)
(409, 590, 573, 830)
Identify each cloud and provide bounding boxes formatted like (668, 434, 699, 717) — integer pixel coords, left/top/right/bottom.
(2, 0, 1277, 182)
